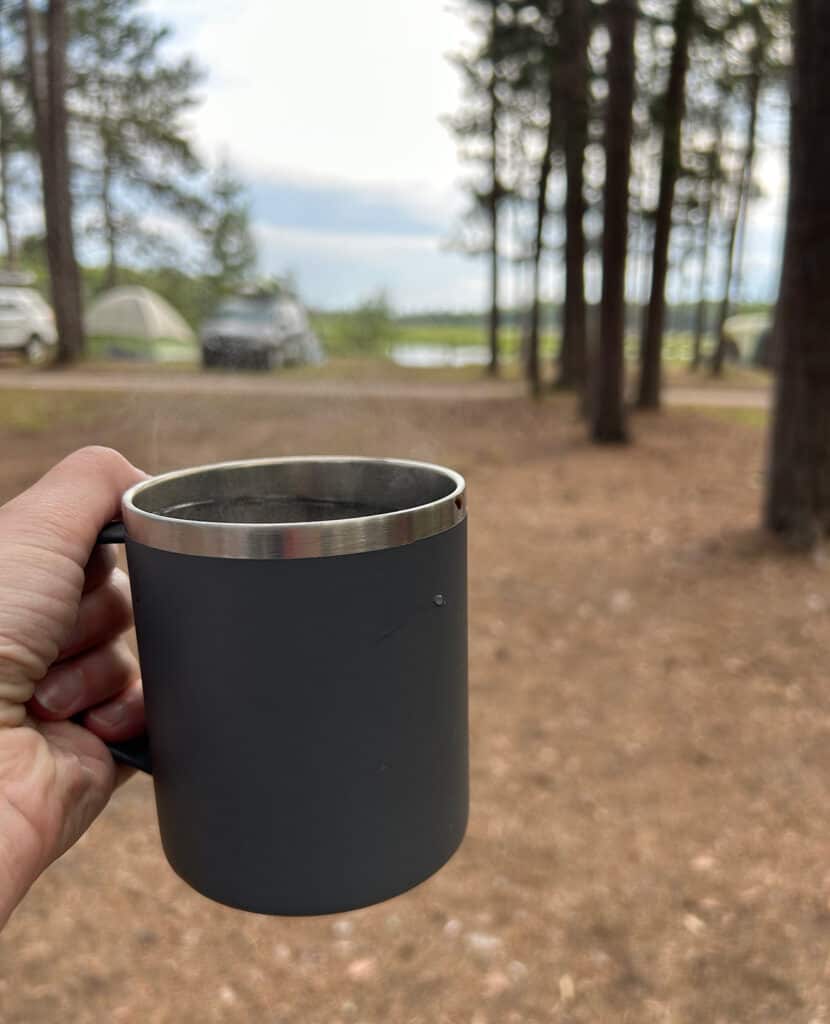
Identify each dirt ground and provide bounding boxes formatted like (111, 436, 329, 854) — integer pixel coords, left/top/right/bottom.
(0, 381, 828, 1024)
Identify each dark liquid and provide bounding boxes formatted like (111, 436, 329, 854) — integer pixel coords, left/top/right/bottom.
(159, 494, 395, 524)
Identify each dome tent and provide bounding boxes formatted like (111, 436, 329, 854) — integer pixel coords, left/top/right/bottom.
(85, 285, 197, 362)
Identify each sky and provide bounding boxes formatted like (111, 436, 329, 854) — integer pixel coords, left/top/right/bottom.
(144, 0, 789, 313)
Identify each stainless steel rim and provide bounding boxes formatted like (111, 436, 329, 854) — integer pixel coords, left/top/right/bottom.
(121, 456, 466, 560)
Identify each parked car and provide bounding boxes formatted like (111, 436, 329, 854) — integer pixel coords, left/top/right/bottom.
(0, 286, 58, 364)
(200, 294, 323, 370)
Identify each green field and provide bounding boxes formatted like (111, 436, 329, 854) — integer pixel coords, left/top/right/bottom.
(694, 406, 769, 429)
(85, 335, 198, 363)
(312, 312, 730, 367)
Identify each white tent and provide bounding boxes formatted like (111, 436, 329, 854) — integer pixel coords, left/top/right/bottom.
(85, 285, 197, 361)
(722, 313, 771, 362)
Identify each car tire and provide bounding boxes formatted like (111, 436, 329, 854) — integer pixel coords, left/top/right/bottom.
(25, 334, 50, 366)
(265, 348, 284, 371)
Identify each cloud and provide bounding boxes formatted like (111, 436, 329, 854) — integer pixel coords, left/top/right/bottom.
(143, 0, 473, 189)
(254, 223, 485, 312)
(247, 174, 459, 237)
(91, 2, 791, 308)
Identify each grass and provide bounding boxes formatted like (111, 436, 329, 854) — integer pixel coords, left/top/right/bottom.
(0, 391, 101, 434)
(694, 406, 770, 429)
(310, 314, 559, 357)
(391, 322, 558, 356)
(60, 316, 772, 389)
(0, 392, 53, 432)
(86, 335, 198, 363)
(284, 356, 489, 383)
(665, 362, 771, 389)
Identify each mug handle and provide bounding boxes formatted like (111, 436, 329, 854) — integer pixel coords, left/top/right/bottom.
(71, 523, 153, 774)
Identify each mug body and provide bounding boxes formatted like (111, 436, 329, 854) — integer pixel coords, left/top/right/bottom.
(120, 457, 468, 915)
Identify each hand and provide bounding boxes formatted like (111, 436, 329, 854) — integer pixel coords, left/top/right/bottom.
(0, 447, 146, 929)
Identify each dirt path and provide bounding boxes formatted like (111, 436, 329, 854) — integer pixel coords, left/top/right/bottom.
(0, 367, 520, 401)
(0, 389, 824, 1024)
(0, 367, 771, 407)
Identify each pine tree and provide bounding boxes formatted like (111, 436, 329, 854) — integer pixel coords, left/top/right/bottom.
(710, 0, 789, 375)
(449, 2, 527, 377)
(201, 162, 257, 294)
(636, 0, 695, 409)
(0, 6, 29, 268)
(557, 0, 590, 390)
(69, 0, 203, 288)
(23, 0, 84, 361)
(592, 0, 638, 444)
(764, 0, 830, 548)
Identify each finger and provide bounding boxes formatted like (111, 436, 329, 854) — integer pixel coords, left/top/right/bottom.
(59, 569, 132, 660)
(29, 639, 138, 720)
(0, 446, 146, 564)
(83, 677, 145, 744)
(82, 545, 118, 595)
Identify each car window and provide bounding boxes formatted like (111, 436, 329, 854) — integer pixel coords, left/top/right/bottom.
(0, 298, 22, 313)
(276, 301, 305, 333)
(211, 298, 275, 323)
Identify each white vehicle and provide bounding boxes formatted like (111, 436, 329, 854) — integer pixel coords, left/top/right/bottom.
(0, 287, 58, 364)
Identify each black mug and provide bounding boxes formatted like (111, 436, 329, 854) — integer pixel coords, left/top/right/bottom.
(94, 456, 468, 916)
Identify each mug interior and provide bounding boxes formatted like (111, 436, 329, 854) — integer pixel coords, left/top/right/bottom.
(131, 459, 458, 526)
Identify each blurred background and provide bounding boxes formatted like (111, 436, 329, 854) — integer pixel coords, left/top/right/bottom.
(2, 0, 830, 1022)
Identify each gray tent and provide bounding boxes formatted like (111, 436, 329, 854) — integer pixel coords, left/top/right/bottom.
(85, 286, 197, 361)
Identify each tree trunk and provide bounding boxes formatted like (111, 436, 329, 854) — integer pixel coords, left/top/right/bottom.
(711, 59, 761, 376)
(690, 201, 712, 370)
(22, 1, 48, 189)
(0, 23, 16, 269)
(690, 111, 722, 370)
(526, 54, 557, 398)
(23, 0, 84, 363)
(102, 137, 118, 289)
(636, 215, 651, 323)
(764, 0, 830, 548)
(636, 0, 694, 409)
(486, 9, 500, 377)
(557, 0, 588, 390)
(591, 0, 637, 444)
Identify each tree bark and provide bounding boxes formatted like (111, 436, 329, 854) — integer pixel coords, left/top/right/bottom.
(636, 0, 694, 409)
(690, 198, 712, 370)
(557, 0, 589, 390)
(102, 136, 118, 289)
(526, 52, 557, 398)
(764, 0, 830, 548)
(591, 0, 637, 444)
(486, 7, 500, 377)
(690, 110, 722, 370)
(710, 59, 761, 376)
(0, 22, 16, 269)
(22, 2, 48, 187)
(23, 0, 84, 362)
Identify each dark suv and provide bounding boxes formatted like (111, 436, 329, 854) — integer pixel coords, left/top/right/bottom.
(200, 294, 323, 370)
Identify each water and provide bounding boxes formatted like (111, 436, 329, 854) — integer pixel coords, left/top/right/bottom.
(389, 343, 490, 368)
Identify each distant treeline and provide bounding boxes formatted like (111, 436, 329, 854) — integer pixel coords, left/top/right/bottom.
(395, 301, 773, 333)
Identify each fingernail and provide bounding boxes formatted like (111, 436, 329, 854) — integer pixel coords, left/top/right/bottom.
(88, 699, 127, 727)
(37, 668, 85, 714)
